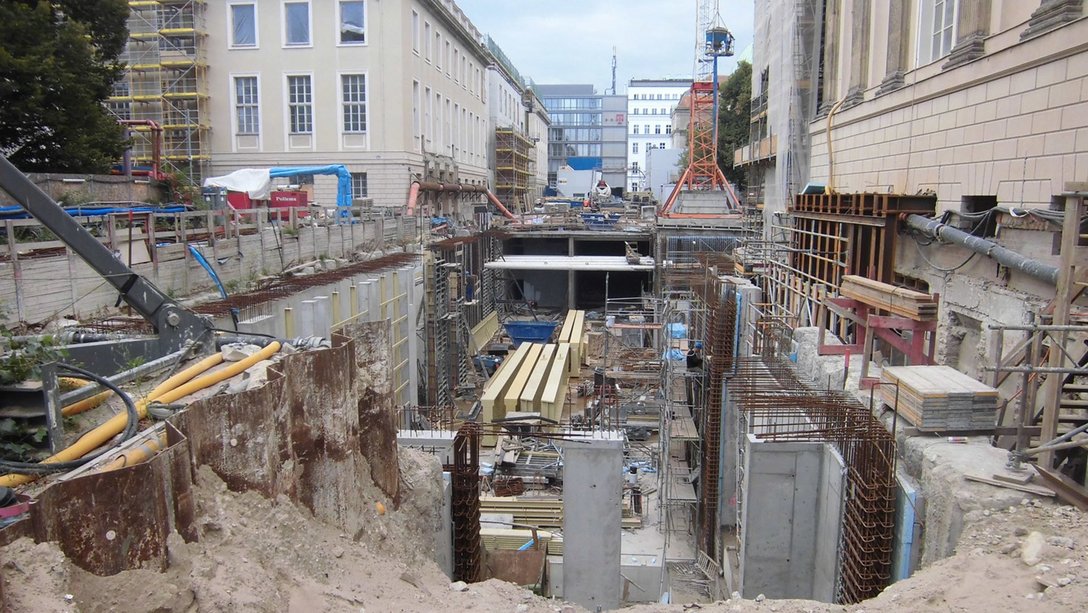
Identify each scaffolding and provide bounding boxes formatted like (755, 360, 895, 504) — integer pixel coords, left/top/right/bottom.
(107, 1, 210, 182)
(494, 129, 532, 213)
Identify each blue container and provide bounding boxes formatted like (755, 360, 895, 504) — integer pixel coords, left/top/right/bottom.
(504, 321, 559, 346)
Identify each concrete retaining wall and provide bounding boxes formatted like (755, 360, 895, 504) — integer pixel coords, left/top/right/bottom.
(739, 437, 844, 602)
(0, 211, 413, 326)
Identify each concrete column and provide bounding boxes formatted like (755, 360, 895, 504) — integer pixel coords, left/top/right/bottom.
(943, 0, 992, 69)
(313, 295, 332, 339)
(560, 432, 624, 610)
(843, 0, 872, 107)
(568, 237, 576, 309)
(816, 0, 842, 117)
(238, 314, 277, 338)
(1021, 0, 1083, 40)
(877, 0, 914, 95)
(298, 299, 317, 337)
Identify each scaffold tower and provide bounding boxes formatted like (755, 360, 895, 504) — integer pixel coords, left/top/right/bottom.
(106, 1, 210, 184)
(494, 128, 532, 212)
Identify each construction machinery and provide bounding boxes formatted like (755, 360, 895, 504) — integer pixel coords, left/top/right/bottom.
(658, 4, 743, 218)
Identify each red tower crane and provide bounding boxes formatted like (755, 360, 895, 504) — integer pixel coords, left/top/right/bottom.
(658, 4, 742, 217)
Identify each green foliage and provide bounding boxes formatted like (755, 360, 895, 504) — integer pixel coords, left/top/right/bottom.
(57, 189, 94, 207)
(0, 417, 49, 461)
(717, 61, 752, 193)
(160, 169, 202, 206)
(0, 334, 62, 385)
(0, 0, 130, 173)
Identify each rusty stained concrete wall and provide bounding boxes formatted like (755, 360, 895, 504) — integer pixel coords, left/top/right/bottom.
(0, 320, 400, 576)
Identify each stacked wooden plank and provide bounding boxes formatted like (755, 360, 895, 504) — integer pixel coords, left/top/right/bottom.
(540, 344, 571, 421)
(480, 527, 554, 552)
(480, 497, 641, 532)
(481, 496, 564, 529)
(481, 343, 532, 426)
(839, 275, 938, 320)
(557, 309, 587, 374)
(519, 344, 557, 413)
(880, 365, 999, 430)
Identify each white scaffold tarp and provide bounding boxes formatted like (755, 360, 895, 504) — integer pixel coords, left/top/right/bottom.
(202, 168, 273, 200)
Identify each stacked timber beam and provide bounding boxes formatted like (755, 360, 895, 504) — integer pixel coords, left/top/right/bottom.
(839, 275, 937, 320)
(557, 309, 587, 375)
(880, 365, 999, 431)
(480, 497, 641, 531)
(480, 343, 572, 424)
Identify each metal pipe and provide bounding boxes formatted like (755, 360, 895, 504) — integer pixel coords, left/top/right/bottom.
(59, 345, 191, 406)
(405, 180, 517, 221)
(905, 214, 1060, 284)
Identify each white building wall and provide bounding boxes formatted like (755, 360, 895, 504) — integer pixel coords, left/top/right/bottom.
(205, 0, 491, 209)
(626, 81, 690, 191)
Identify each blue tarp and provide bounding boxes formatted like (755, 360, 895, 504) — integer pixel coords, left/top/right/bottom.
(0, 205, 188, 220)
(270, 165, 353, 217)
(666, 323, 688, 339)
(566, 157, 602, 171)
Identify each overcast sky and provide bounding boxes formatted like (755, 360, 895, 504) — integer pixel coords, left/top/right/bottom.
(456, 0, 755, 93)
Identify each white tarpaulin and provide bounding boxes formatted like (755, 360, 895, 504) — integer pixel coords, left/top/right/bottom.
(203, 168, 272, 199)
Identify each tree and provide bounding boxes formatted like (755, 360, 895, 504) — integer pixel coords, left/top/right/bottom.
(0, 0, 130, 173)
(716, 60, 752, 194)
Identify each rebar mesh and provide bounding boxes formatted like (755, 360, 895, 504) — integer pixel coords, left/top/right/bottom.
(731, 358, 896, 604)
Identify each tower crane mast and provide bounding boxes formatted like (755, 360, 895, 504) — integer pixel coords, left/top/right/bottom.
(659, 0, 742, 217)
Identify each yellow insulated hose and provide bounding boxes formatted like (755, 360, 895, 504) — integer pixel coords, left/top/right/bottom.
(0, 343, 279, 487)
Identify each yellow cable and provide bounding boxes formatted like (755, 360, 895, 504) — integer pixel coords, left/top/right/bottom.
(0, 348, 247, 488)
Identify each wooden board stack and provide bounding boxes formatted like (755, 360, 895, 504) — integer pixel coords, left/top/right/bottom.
(839, 275, 938, 320)
(479, 496, 641, 531)
(880, 365, 999, 430)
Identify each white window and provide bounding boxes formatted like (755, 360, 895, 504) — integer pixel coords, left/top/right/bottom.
(659, 142, 666, 149)
(643, 124, 650, 133)
(632, 142, 638, 154)
(424, 22, 432, 61)
(412, 80, 421, 144)
(411, 10, 420, 53)
(287, 75, 312, 133)
(338, 1, 366, 45)
(445, 41, 451, 75)
(453, 49, 460, 82)
(918, 0, 958, 64)
(654, 125, 661, 135)
(284, 2, 311, 46)
(229, 3, 257, 48)
(234, 76, 259, 134)
(633, 125, 640, 135)
(666, 125, 672, 134)
(424, 86, 432, 143)
(435, 33, 442, 69)
(351, 172, 368, 198)
(341, 74, 367, 133)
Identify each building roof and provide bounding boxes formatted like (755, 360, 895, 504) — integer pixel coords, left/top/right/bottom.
(629, 79, 692, 87)
(534, 84, 597, 96)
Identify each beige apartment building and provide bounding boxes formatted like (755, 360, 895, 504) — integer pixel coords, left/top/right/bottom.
(809, 0, 1086, 211)
(739, 0, 1087, 378)
(743, 0, 1087, 215)
(204, 0, 492, 208)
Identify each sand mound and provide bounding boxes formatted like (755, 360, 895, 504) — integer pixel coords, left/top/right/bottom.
(2, 449, 572, 613)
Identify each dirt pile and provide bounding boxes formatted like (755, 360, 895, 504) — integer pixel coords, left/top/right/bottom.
(627, 499, 1088, 612)
(1, 449, 574, 613)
